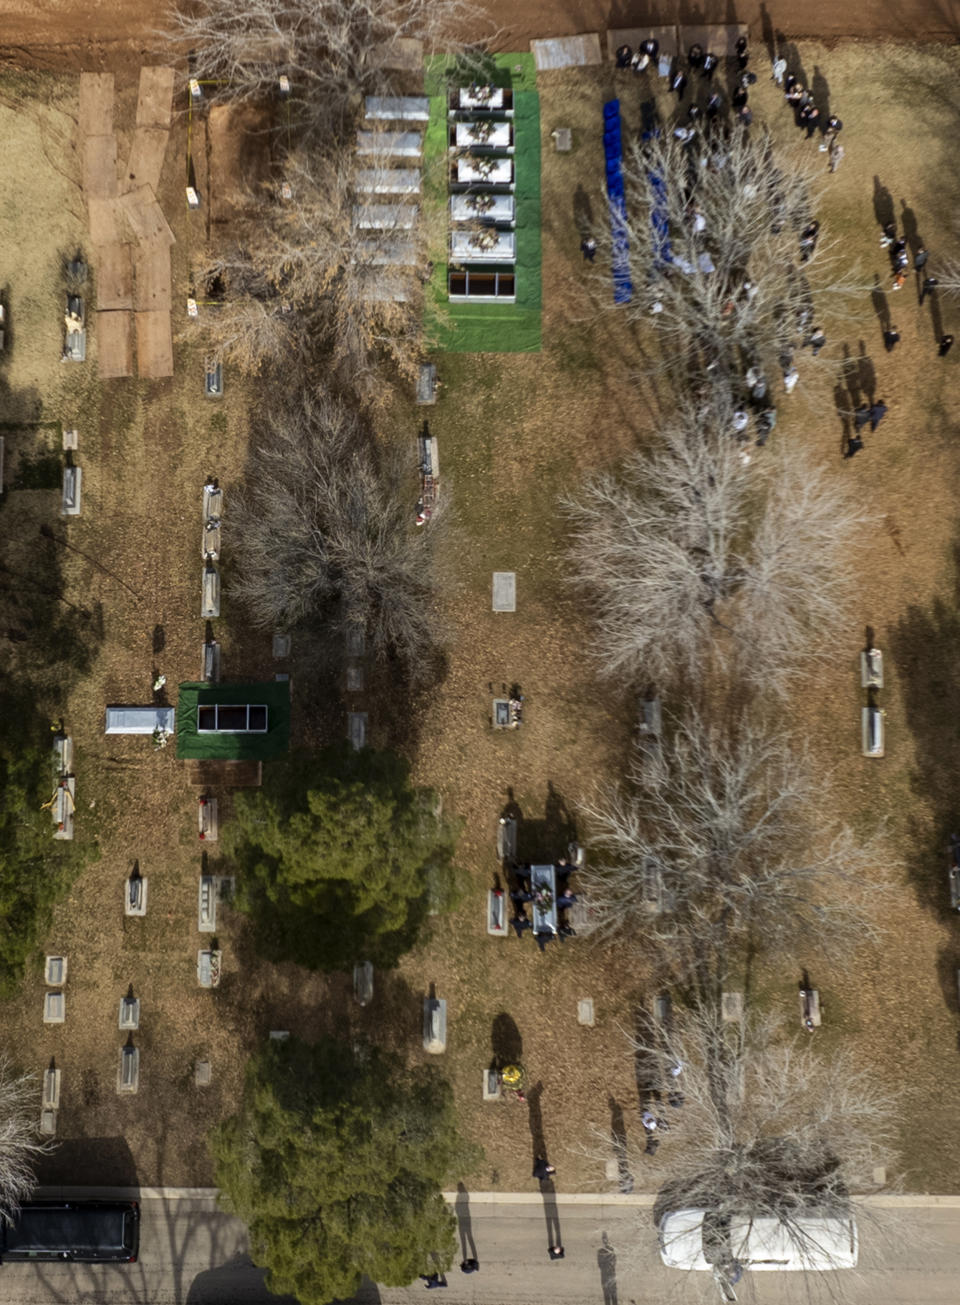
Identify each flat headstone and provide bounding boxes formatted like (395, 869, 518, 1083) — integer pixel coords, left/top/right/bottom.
(346, 664, 365, 692)
(348, 712, 368, 751)
(201, 564, 221, 619)
(416, 363, 437, 405)
(552, 127, 573, 152)
(577, 998, 596, 1027)
(346, 628, 366, 657)
(721, 991, 744, 1023)
(202, 639, 220, 682)
(353, 961, 374, 1006)
(531, 33, 603, 69)
(39, 1109, 58, 1136)
(42, 1068, 62, 1109)
(61, 465, 82, 516)
(44, 956, 67, 986)
(605, 1158, 619, 1181)
(125, 876, 147, 916)
(482, 1069, 501, 1101)
(272, 633, 291, 658)
(492, 572, 516, 612)
(198, 876, 217, 932)
(194, 1060, 212, 1086)
(873, 1166, 887, 1186)
(269, 1030, 290, 1041)
(654, 993, 672, 1025)
(44, 991, 65, 1024)
(119, 997, 140, 1030)
(62, 427, 78, 451)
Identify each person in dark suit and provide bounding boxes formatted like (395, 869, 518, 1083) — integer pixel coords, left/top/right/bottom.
(548, 1245, 565, 1260)
(883, 325, 900, 352)
(535, 930, 555, 953)
(510, 908, 532, 938)
(533, 1157, 556, 1180)
(844, 435, 864, 459)
(671, 70, 687, 99)
(701, 51, 719, 78)
(939, 334, 954, 356)
(460, 1259, 479, 1273)
(421, 1273, 448, 1288)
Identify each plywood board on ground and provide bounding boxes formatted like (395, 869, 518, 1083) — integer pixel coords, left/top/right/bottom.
(679, 23, 749, 57)
(606, 26, 679, 59)
(531, 34, 603, 69)
(94, 242, 133, 310)
(79, 72, 114, 137)
(122, 128, 170, 196)
(87, 196, 124, 246)
(134, 239, 171, 312)
(185, 760, 263, 788)
(96, 310, 134, 378)
(136, 310, 173, 378)
(136, 66, 175, 128)
(119, 184, 175, 246)
(83, 135, 117, 199)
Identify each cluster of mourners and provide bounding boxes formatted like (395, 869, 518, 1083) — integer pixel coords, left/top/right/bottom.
(508, 858, 578, 953)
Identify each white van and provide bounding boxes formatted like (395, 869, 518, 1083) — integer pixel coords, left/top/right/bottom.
(659, 1208, 858, 1272)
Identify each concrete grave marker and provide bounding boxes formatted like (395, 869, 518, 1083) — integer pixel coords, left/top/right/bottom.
(61, 465, 82, 516)
(40, 1109, 58, 1136)
(492, 572, 516, 612)
(198, 876, 217, 932)
(194, 1060, 212, 1086)
(482, 1069, 501, 1101)
(423, 997, 447, 1053)
(722, 991, 744, 1023)
(118, 1044, 139, 1094)
(353, 961, 374, 1006)
(44, 956, 67, 986)
(119, 997, 140, 1030)
(42, 1068, 61, 1109)
(272, 633, 291, 658)
(346, 664, 365, 692)
(577, 998, 596, 1027)
(197, 949, 222, 988)
(269, 1030, 290, 1041)
(348, 712, 368, 750)
(44, 992, 65, 1024)
(125, 875, 147, 916)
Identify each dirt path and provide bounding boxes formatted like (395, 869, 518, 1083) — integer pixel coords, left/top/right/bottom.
(2, 0, 958, 69)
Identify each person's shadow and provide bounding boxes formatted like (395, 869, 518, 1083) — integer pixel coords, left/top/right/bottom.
(540, 1177, 562, 1252)
(871, 274, 891, 335)
(455, 1183, 478, 1265)
(527, 1080, 547, 1161)
(873, 175, 895, 231)
(598, 1232, 618, 1305)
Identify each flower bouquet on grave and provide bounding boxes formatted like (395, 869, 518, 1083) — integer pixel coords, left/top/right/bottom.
(468, 192, 495, 214)
(500, 1062, 525, 1091)
(469, 118, 494, 144)
(535, 883, 554, 911)
(469, 82, 494, 104)
(472, 155, 496, 180)
(469, 228, 499, 252)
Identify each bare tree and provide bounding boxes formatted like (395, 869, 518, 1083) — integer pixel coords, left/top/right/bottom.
(632, 1004, 898, 1269)
(167, 0, 486, 136)
(565, 406, 865, 694)
(578, 709, 889, 989)
(603, 127, 864, 392)
(0, 1057, 52, 1225)
(186, 142, 445, 390)
(232, 393, 445, 677)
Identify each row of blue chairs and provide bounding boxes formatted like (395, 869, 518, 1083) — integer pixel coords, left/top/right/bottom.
(603, 100, 633, 304)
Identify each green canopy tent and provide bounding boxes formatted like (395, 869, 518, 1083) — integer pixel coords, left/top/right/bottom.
(176, 681, 290, 761)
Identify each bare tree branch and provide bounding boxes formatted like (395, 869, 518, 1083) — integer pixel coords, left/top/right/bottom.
(0, 1057, 52, 1224)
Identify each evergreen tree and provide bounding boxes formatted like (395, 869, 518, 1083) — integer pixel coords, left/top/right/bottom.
(214, 1037, 473, 1304)
(229, 747, 460, 970)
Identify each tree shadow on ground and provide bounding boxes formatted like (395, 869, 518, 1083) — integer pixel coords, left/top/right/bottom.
(516, 782, 578, 863)
(889, 533, 960, 1016)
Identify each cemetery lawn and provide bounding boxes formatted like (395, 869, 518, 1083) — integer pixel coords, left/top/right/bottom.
(2, 42, 960, 1194)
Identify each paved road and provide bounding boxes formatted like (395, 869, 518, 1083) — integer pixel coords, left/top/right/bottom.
(3, 1192, 959, 1305)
